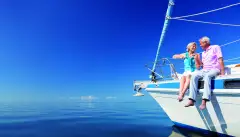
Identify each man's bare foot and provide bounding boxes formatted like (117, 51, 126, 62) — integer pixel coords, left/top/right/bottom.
(199, 104, 206, 110)
(184, 100, 194, 107)
(199, 99, 207, 110)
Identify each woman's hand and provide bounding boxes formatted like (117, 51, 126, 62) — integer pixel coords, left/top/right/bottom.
(173, 54, 185, 59)
(193, 54, 199, 60)
(172, 55, 177, 59)
(192, 53, 197, 59)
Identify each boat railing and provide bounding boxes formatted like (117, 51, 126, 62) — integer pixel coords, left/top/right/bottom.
(145, 58, 179, 82)
(132, 58, 180, 96)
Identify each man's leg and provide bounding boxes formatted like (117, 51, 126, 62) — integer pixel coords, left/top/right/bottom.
(199, 69, 220, 110)
(185, 70, 203, 107)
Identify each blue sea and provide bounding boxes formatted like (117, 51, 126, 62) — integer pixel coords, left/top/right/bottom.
(0, 97, 219, 137)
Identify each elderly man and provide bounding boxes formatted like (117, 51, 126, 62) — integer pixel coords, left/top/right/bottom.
(185, 36, 225, 110)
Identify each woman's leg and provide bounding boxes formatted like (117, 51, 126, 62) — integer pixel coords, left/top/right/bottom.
(179, 76, 186, 93)
(178, 76, 186, 101)
(181, 75, 191, 96)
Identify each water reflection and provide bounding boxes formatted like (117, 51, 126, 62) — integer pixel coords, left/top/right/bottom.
(0, 101, 232, 137)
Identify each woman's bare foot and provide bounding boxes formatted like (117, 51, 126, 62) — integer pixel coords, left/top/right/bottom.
(184, 100, 194, 107)
(177, 92, 184, 102)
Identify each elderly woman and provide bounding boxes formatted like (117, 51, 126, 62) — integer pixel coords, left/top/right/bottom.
(173, 42, 201, 101)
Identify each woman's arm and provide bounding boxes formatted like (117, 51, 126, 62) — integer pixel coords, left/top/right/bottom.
(172, 53, 185, 59)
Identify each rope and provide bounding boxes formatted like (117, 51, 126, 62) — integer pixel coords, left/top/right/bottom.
(195, 38, 240, 54)
(151, 1, 240, 72)
(196, 38, 240, 54)
(225, 60, 240, 62)
(171, 18, 240, 27)
(224, 57, 240, 62)
(155, 38, 240, 64)
(146, 67, 163, 78)
(220, 38, 240, 47)
(171, 2, 240, 19)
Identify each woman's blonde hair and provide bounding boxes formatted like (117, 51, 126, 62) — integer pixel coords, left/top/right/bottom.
(186, 42, 197, 52)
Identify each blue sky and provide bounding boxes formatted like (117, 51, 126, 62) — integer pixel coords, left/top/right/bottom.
(0, 0, 239, 102)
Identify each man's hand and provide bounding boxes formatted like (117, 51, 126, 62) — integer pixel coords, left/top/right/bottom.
(218, 57, 225, 76)
(219, 71, 225, 77)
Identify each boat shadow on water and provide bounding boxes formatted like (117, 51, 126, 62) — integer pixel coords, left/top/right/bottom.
(170, 124, 229, 137)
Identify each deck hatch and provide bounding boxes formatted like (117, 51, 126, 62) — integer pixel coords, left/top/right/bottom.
(224, 79, 240, 89)
(197, 80, 215, 89)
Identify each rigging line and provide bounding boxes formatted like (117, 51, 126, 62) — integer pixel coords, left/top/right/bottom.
(224, 57, 240, 62)
(164, 56, 240, 63)
(153, 36, 240, 62)
(171, 2, 240, 19)
(196, 38, 240, 54)
(146, 67, 163, 78)
(151, 39, 240, 67)
(225, 60, 240, 62)
(161, 37, 240, 62)
(220, 38, 240, 47)
(171, 18, 240, 27)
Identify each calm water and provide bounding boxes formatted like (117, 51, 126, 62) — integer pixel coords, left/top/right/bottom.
(0, 99, 217, 137)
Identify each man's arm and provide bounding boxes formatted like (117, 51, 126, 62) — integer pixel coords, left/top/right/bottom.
(194, 54, 202, 69)
(219, 57, 225, 75)
(215, 45, 225, 75)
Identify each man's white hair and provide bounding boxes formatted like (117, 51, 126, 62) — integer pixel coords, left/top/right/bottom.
(199, 36, 210, 44)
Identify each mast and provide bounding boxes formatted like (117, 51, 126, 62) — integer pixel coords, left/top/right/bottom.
(152, 0, 174, 71)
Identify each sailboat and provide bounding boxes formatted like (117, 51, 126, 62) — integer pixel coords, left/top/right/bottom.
(133, 0, 240, 136)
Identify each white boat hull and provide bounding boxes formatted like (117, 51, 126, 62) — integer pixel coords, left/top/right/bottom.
(146, 87, 240, 136)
